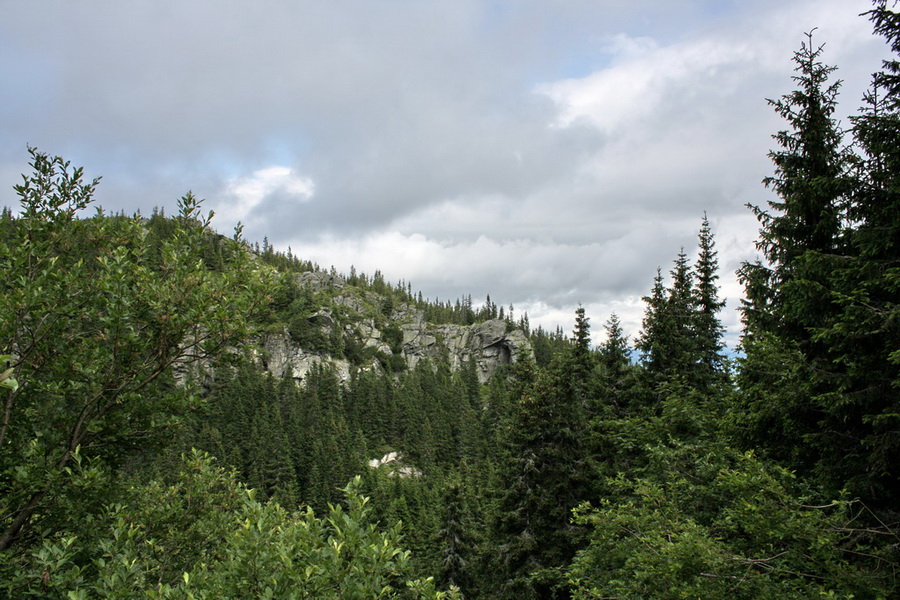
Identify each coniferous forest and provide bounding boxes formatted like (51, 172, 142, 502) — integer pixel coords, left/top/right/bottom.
(1, 3, 899, 598)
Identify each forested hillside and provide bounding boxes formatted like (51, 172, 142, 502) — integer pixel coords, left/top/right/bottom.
(2, 2, 899, 598)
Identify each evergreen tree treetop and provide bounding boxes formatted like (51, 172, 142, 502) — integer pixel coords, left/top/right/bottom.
(740, 30, 852, 343)
(757, 30, 850, 263)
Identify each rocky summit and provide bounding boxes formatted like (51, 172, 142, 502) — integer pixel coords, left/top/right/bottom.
(256, 270, 533, 383)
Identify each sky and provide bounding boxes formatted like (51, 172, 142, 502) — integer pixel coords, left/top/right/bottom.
(0, 0, 893, 350)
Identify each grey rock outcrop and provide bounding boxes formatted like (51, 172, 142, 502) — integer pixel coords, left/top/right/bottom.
(259, 327, 355, 382)
(396, 309, 532, 383)
(368, 451, 422, 478)
(253, 270, 532, 383)
(295, 271, 345, 291)
(351, 319, 393, 356)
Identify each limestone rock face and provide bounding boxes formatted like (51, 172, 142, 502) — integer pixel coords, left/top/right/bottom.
(260, 327, 354, 382)
(295, 271, 345, 291)
(255, 270, 533, 383)
(396, 309, 532, 383)
(367, 451, 422, 478)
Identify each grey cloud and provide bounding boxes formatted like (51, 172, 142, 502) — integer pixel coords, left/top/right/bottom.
(0, 0, 889, 344)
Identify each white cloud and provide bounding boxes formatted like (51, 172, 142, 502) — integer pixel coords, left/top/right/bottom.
(537, 36, 746, 134)
(1, 0, 890, 351)
(215, 166, 314, 228)
(539, 0, 884, 137)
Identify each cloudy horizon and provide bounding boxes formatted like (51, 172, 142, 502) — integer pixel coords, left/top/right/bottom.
(1, 0, 892, 349)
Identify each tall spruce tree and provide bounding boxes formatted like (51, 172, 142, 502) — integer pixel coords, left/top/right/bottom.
(598, 314, 631, 387)
(739, 31, 850, 340)
(667, 248, 698, 377)
(868, 1, 900, 98)
(489, 309, 593, 600)
(437, 475, 475, 596)
(736, 18, 900, 505)
(801, 2, 900, 504)
(637, 250, 701, 388)
(569, 306, 596, 405)
(693, 214, 728, 387)
(636, 268, 671, 377)
(599, 313, 628, 366)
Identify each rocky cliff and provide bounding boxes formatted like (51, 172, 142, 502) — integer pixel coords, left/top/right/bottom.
(257, 271, 532, 383)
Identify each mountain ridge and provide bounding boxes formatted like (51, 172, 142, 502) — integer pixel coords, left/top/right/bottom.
(255, 269, 533, 383)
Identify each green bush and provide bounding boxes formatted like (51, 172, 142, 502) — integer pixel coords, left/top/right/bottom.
(287, 314, 328, 351)
(382, 324, 404, 354)
(6, 452, 459, 599)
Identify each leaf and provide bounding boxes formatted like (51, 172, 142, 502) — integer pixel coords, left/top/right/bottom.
(0, 368, 18, 391)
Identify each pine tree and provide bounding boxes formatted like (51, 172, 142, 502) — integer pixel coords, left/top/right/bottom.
(693, 214, 727, 387)
(739, 31, 851, 341)
(636, 268, 671, 377)
(489, 309, 593, 600)
(736, 21, 899, 505)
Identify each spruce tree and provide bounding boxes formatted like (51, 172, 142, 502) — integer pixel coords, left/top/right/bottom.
(636, 268, 671, 377)
(735, 32, 848, 451)
(739, 31, 850, 340)
(597, 313, 641, 413)
(667, 248, 698, 378)
(736, 19, 900, 505)
(693, 214, 728, 387)
(637, 251, 701, 388)
(801, 2, 900, 503)
(489, 309, 593, 600)
(437, 475, 475, 596)
(569, 306, 596, 405)
(868, 0, 900, 99)
(598, 313, 630, 385)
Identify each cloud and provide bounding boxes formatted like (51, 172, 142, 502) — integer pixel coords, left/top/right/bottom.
(0, 0, 890, 348)
(214, 166, 315, 232)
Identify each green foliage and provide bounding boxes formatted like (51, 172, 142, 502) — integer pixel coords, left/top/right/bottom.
(363, 468, 444, 582)
(437, 475, 477, 596)
(731, 332, 820, 472)
(487, 310, 596, 600)
(0, 149, 272, 556)
(569, 451, 892, 599)
(694, 213, 728, 383)
(595, 314, 644, 414)
(736, 15, 900, 506)
(637, 218, 728, 394)
(738, 31, 850, 342)
(528, 324, 570, 367)
(382, 323, 404, 354)
(5, 452, 460, 599)
(637, 251, 705, 388)
(287, 311, 330, 351)
(572, 377, 895, 600)
(4, 10, 900, 594)
(381, 351, 410, 373)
